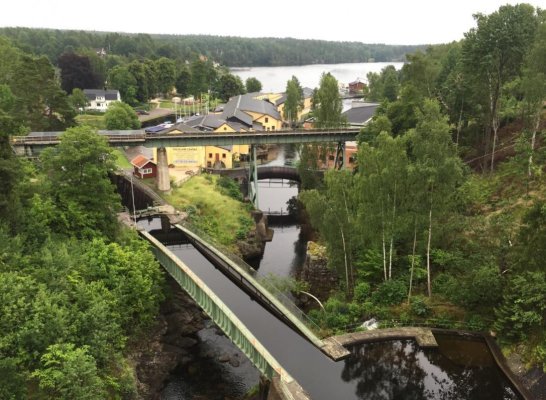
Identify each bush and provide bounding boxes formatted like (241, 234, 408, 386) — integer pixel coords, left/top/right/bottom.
(353, 282, 371, 302)
(410, 295, 430, 317)
(371, 279, 407, 306)
(216, 176, 243, 201)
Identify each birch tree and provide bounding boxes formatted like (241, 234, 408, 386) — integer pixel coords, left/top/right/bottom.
(462, 4, 538, 172)
(407, 100, 463, 297)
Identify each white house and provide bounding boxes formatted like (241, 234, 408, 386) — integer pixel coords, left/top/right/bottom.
(83, 89, 121, 112)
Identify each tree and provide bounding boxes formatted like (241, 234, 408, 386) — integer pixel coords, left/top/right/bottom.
(406, 100, 464, 296)
(463, 4, 539, 171)
(108, 65, 138, 105)
(314, 73, 345, 128)
(32, 343, 105, 400)
(0, 84, 23, 226)
(175, 67, 191, 97)
(300, 170, 358, 294)
(104, 101, 140, 130)
(245, 77, 262, 93)
(283, 76, 304, 126)
(58, 52, 100, 94)
(215, 73, 246, 102)
(69, 88, 89, 113)
(11, 54, 75, 131)
(155, 57, 176, 96)
(356, 132, 410, 282)
(521, 20, 546, 180)
(39, 126, 121, 239)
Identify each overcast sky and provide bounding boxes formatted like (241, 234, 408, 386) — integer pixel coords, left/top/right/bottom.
(1, 0, 544, 44)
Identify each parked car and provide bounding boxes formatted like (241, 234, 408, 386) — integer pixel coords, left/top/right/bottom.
(135, 109, 149, 115)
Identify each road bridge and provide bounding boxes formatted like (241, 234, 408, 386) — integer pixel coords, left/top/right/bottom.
(13, 128, 356, 202)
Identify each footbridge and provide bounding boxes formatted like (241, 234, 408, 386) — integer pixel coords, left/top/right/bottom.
(204, 165, 309, 183)
(138, 219, 350, 399)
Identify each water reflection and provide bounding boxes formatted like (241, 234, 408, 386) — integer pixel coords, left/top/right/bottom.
(342, 337, 521, 400)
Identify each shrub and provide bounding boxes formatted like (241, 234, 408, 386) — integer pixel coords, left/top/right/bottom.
(353, 282, 371, 302)
(371, 280, 407, 306)
(410, 295, 431, 317)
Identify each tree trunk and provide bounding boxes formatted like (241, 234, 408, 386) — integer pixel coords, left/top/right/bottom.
(528, 114, 539, 178)
(407, 222, 417, 304)
(490, 115, 499, 172)
(388, 183, 397, 280)
(426, 192, 433, 297)
(340, 226, 350, 294)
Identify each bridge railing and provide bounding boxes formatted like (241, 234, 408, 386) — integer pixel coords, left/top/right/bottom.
(176, 221, 324, 340)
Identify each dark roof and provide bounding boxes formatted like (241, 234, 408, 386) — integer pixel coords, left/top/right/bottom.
(144, 125, 166, 134)
(302, 87, 314, 98)
(160, 123, 201, 134)
(342, 104, 378, 126)
(274, 94, 287, 106)
(185, 114, 227, 130)
(222, 94, 281, 121)
(83, 89, 120, 101)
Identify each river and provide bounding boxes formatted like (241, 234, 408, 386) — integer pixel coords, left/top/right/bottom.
(231, 62, 404, 93)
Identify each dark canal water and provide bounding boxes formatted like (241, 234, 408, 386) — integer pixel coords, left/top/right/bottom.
(138, 220, 521, 399)
(143, 145, 522, 400)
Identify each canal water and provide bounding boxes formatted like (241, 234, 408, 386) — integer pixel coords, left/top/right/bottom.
(148, 144, 522, 399)
(142, 216, 522, 400)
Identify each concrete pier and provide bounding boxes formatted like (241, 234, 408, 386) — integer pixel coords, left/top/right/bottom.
(156, 147, 171, 192)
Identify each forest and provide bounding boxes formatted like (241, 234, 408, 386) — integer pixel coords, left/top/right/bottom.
(298, 3, 546, 375)
(0, 27, 423, 66)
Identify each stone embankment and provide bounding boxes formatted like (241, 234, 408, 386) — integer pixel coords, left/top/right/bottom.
(130, 275, 206, 399)
(299, 241, 338, 302)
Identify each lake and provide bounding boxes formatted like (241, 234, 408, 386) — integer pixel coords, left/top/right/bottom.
(231, 62, 404, 93)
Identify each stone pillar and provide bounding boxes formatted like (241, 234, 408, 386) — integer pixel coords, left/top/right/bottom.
(156, 147, 171, 192)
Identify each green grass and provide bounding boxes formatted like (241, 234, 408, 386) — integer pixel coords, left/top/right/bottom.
(163, 175, 251, 249)
(111, 149, 132, 169)
(75, 114, 106, 129)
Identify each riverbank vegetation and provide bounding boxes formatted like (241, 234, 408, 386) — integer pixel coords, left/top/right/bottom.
(299, 3, 546, 370)
(0, 123, 164, 398)
(165, 175, 254, 249)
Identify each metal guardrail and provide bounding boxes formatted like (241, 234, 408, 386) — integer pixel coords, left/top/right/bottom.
(11, 127, 361, 146)
(174, 222, 325, 346)
(139, 230, 295, 383)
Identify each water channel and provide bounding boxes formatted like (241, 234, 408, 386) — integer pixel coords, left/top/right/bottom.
(148, 144, 523, 400)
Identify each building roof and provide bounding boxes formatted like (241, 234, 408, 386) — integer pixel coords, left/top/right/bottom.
(161, 122, 201, 134)
(349, 78, 366, 85)
(274, 87, 314, 106)
(342, 104, 378, 126)
(184, 114, 229, 130)
(222, 94, 281, 121)
(131, 154, 155, 168)
(83, 89, 120, 101)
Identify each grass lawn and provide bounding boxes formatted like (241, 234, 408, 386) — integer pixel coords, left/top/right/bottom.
(111, 149, 132, 169)
(163, 174, 252, 248)
(75, 114, 106, 129)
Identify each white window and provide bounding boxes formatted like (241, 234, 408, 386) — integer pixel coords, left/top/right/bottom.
(139, 168, 153, 175)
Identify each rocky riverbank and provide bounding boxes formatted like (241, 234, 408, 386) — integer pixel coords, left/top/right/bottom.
(129, 274, 206, 399)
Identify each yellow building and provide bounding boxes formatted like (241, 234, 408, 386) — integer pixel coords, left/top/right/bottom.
(274, 87, 314, 123)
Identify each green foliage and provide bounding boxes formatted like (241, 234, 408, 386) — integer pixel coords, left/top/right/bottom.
(216, 176, 243, 201)
(245, 77, 262, 93)
(104, 101, 140, 130)
(515, 201, 546, 271)
(284, 76, 304, 124)
(32, 343, 105, 400)
(215, 73, 246, 102)
(39, 126, 121, 239)
(314, 73, 346, 128)
(409, 295, 430, 317)
(353, 282, 371, 302)
(495, 271, 546, 347)
(371, 280, 407, 306)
